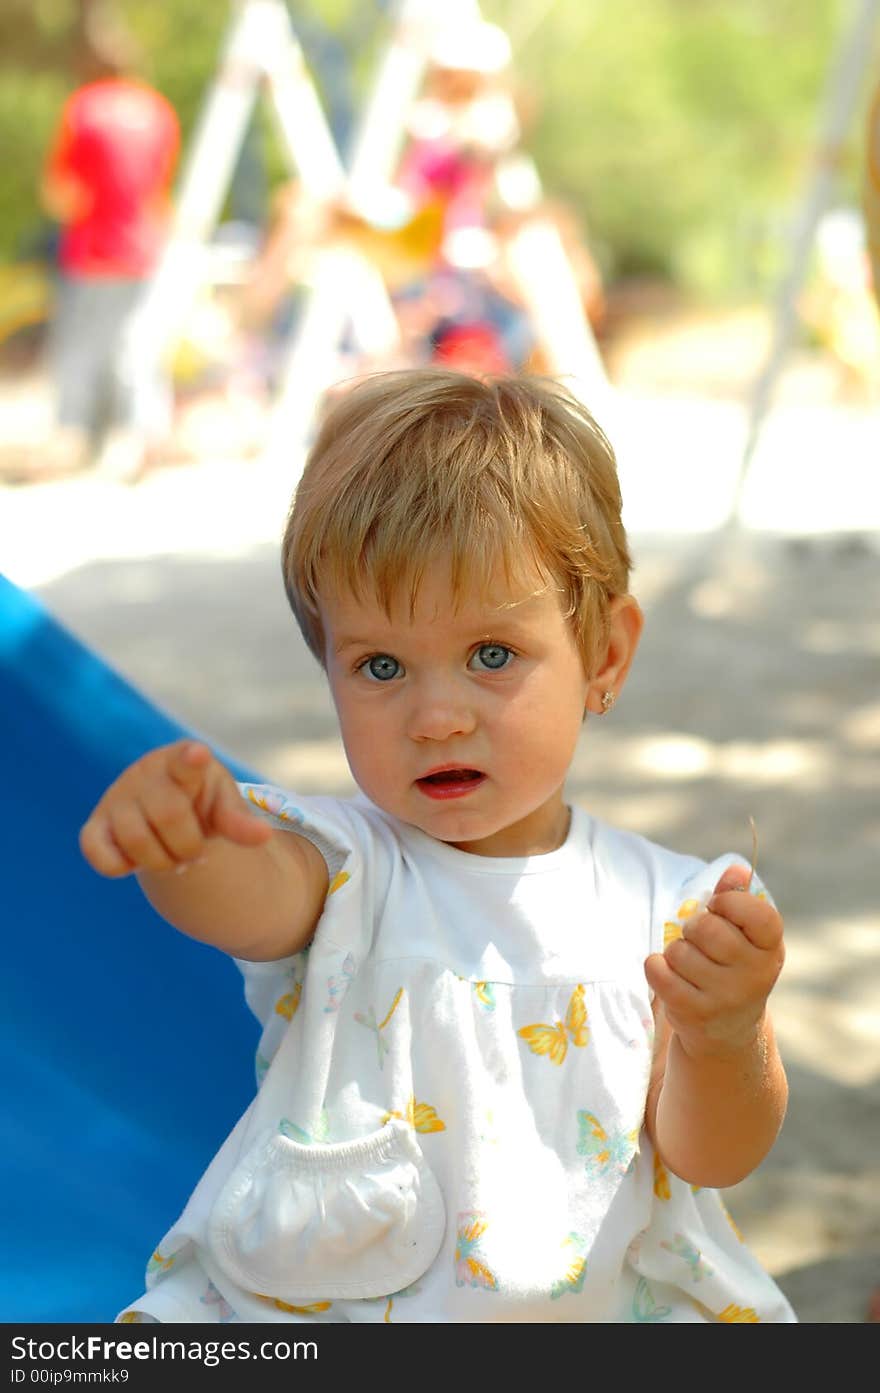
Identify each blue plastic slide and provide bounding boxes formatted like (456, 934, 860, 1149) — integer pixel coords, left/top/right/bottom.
(1, 574, 262, 1322)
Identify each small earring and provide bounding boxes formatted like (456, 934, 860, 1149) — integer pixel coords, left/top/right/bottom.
(601, 690, 615, 714)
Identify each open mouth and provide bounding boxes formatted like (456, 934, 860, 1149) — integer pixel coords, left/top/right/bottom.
(416, 768, 486, 799)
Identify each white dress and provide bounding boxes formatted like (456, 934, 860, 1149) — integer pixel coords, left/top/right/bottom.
(118, 785, 797, 1324)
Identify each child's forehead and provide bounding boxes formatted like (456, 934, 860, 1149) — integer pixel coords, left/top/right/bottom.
(318, 555, 559, 632)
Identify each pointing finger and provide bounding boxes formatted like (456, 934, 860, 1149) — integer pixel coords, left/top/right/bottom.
(210, 786, 275, 847)
(168, 740, 213, 791)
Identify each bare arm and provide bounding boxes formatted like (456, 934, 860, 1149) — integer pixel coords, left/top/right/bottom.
(40, 167, 92, 223)
(41, 108, 92, 224)
(646, 1002, 787, 1189)
(79, 740, 328, 961)
(644, 864, 788, 1188)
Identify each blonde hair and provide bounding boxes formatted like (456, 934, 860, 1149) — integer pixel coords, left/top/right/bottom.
(281, 368, 632, 674)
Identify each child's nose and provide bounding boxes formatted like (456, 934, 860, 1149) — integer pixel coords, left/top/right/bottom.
(406, 683, 477, 742)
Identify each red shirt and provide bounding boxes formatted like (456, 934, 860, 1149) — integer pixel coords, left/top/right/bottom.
(47, 79, 179, 277)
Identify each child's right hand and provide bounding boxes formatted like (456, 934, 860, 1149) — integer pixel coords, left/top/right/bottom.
(79, 740, 273, 878)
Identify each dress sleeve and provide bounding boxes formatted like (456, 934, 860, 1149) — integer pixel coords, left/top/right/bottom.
(236, 780, 350, 881)
(651, 851, 776, 958)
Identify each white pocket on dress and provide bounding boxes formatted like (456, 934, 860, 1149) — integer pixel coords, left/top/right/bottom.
(205, 1117, 446, 1300)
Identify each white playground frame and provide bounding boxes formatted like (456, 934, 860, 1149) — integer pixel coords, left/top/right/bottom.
(139, 0, 611, 471)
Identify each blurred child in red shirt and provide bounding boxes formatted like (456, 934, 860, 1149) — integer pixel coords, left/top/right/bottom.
(41, 19, 179, 480)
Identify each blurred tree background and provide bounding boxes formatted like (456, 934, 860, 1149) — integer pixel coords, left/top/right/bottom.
(491, 0, 874, 298)
(0, 0, 877, 301)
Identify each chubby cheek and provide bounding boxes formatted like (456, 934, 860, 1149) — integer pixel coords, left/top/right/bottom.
(527, 723, 582, 785)
(333, 698, 398, 791)
(344, 731, 387, 790)
(497, 689, 584, 780)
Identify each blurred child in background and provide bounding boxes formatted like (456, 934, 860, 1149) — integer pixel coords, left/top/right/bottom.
(40, 9, 179, 481)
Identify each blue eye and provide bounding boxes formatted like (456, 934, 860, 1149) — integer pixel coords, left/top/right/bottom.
(362, 654, 402, 681)
(470, 643, 513, 672)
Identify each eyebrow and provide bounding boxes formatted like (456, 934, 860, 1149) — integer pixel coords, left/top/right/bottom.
(328, 590, 553, 658)
(332, 618, 538, 657)
(332, 636, 376, 655)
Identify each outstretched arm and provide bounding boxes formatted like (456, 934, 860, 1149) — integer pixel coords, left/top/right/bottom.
(41, 105, 92, 224)
(79, 740, 328, 961)
(644, 863, 788, 1189)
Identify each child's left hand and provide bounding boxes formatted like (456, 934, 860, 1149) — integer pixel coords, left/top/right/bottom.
(644, 864, 786, 1059)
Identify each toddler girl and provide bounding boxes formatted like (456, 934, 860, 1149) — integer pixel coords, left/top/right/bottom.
(81, 369, 795, 1323)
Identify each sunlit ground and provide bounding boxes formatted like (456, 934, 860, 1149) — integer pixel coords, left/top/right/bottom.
(3, 383, 880, 589)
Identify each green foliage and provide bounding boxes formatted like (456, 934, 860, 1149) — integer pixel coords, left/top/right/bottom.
(0, 70, 68, 260)
(0, 0, 876, 298)
(487, 0, 876, 296)
(119, 2, 230, 134)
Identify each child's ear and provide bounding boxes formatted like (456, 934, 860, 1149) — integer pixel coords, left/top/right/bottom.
(586, 594, 644, 715)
